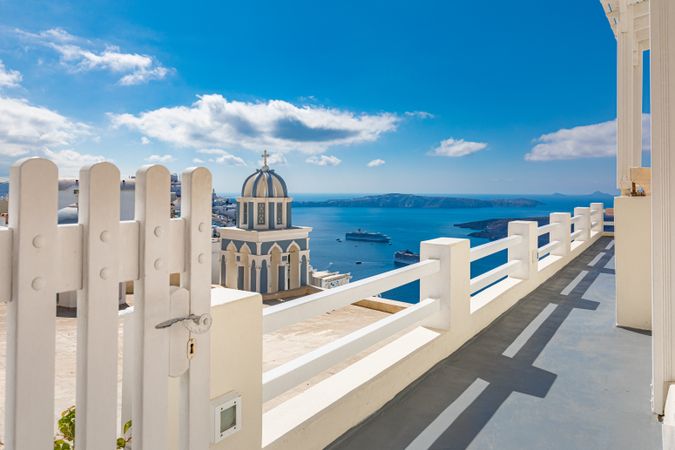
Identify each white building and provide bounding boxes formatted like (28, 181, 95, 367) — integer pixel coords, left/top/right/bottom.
(218, 151, 311, 294)
(309, 269, 351, 289)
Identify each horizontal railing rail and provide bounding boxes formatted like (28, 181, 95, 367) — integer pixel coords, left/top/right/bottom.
(263, 259, 441, 334)
(571, 215, 582, 224)
(537, 222, 560, 236)
(469, 235, 521, 262)
(262, 297, 440, 402)
(470, 259, 521, 294)
(538, 240, 561, 258)
(571, 229, 583, 240)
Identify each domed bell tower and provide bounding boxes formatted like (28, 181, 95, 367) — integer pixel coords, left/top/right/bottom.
(218, 150, 311, 297)
(237, 150, 292, 231)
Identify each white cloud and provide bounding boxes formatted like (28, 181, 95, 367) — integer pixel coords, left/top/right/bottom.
(192, 158, 205, 164)
(367, 158, 386, 167)
(0, 96, 89, 156)
(306, 154, 341, 166)
(430, 138, 487, 157)
(145, 154, 175, 163)
(198, 148, 246, 166)
(405, 111, 434, 119)
(43, 148, 106, 177)
(140, 136, 150, 145)
(525, 114, 650, 161)
(16, 28, 171, 85)
(110, 94, 400, 154)
(0, 61, 21, 88)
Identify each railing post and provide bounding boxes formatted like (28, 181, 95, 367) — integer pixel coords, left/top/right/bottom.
(550, 212, 571, 257)
(5, 158, 58, 449)
(590, 202, 604, 233)
(574, 207, 592, 241)
(76, 162, 121, 448)
(420, 238, 470, 331)
(507, 221, 537, 279)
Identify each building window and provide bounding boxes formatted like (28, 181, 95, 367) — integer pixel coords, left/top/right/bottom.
(277, 203, 283, 224)
(242, 203, 248, 224)
(257, 203, 266, 224)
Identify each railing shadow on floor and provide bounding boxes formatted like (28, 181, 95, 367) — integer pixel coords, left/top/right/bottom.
(328, 238, 615, 450)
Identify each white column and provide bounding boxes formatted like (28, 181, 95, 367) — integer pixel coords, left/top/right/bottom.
(617, 0, 643, 193)
(651, 0, 675, 416)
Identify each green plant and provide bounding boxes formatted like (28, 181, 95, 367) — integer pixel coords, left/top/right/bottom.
(53, 406, 132, 450)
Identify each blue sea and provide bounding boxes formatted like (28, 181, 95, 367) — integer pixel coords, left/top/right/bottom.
(288, 193, 614, 303)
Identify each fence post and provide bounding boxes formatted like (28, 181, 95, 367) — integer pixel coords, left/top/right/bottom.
(590, 202, 604, 234)
(133, 164, 171, 449)
(550, 212, 571, 257)
(420, 238, 470, 332)
(507, 221, 537, 279)
(75, 162, 121, 447)
(180, 167, 213, 449)
(5, 158, 58, 449)
(574, 207, 592, 241)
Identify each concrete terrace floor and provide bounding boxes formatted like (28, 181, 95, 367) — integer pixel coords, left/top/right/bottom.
(328, 237, 662, 450)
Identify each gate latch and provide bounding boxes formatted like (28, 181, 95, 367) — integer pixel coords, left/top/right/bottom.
(156, 313, 212, 334)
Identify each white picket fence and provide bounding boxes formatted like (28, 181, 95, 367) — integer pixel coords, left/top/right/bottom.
(0, 158, 213, 450)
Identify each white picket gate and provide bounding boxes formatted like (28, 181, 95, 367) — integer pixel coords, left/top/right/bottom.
(0, 158, 213, 450)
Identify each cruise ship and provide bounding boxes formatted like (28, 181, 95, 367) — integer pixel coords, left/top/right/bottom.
(394, 249, 420, 266)
(345, 229, 391, 243)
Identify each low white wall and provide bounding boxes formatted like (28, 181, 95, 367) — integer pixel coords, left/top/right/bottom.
(261, 231, 602, 450)
(210, 288, 263, 450)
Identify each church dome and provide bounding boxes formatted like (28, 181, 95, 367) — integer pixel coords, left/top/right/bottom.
(241, 151, 288, 198)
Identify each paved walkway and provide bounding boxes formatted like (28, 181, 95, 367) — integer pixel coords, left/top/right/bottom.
(328, 237, 662, 450)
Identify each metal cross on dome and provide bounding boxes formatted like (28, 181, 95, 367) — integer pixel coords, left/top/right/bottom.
(262, 149, 270, 169)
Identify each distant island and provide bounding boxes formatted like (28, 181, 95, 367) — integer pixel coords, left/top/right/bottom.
(294, 193, 542, 209)
(456, 217, 549, 241)
(551, 191, 614, 198)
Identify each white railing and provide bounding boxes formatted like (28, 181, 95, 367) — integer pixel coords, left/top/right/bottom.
(537, 222, 559, 236)
(0, 158, 213, 450)
(259, 202, 606, 449)
(469, 235, 521, 262)
(260, 204, 606, 405)
(263, 259, 440, 334)
(262, 296, 440, 402)
(537, 240, 561, 258)
(470, 259, 520, 294)
(262, 258, 442, 400)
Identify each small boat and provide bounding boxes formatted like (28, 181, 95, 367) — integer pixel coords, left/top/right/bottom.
(336, 238, 342, 242)
(345, 229, 391, 243)
(394, 249, 420, 266)
(355, 261, 363, 265)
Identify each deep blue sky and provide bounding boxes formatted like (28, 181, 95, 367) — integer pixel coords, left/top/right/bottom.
(0, 0, 631, 194)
